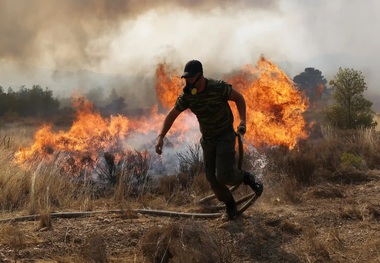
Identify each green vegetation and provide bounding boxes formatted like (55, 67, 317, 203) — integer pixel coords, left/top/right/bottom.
(340, 152, 365, 170)
(324, 68, 376, 129)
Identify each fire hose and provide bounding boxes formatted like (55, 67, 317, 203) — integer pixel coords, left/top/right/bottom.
(0, 134, 259, 223)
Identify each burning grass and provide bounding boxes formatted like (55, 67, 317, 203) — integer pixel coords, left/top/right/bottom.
(0, 119, 380, 206)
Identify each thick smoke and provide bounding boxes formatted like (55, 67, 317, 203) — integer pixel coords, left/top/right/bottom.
(0, 0, 281, 109)
(0, 0, 279, 70)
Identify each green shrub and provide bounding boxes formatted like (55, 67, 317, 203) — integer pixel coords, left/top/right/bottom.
(340, 152, 365, 170)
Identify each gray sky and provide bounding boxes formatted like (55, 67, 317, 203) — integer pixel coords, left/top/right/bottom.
(1, 0, 379, 110)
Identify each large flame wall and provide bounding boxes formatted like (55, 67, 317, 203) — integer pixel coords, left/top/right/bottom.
(15, 57, 308, 168)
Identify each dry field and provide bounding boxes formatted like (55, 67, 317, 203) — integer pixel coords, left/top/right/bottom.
(0, 122, 380, 262)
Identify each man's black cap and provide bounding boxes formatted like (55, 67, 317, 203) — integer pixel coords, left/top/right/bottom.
(181, 60, 203, 78)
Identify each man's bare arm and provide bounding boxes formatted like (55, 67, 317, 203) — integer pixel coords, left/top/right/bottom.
(229, 88, 246, 126)
(155, 108, 181, 154)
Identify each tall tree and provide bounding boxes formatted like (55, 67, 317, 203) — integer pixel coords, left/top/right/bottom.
(324, 68, 376, 129)
(293, 67, 327, 108)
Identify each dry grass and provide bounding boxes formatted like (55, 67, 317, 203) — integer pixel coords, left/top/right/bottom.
(0, 224, 26, 261)
(140, 220, 232, 263)
(80, 233, 108, 263)
(1, 121, 380, 262)
(156, 174, 193, 206)
(306, 184, 346, 199)
(367, 203, 380, 220)
(192, 171, 211, 196)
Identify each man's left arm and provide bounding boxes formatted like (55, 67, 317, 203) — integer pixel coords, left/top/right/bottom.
(229, 88, 247, 134)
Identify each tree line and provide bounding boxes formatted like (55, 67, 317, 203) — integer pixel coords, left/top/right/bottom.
(0, 85, 128, 120)
(0, 85, 60, 118)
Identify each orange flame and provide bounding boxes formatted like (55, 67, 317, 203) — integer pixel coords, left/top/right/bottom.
(227, 57, 308, 149)
(155, 62, 184, 109)
(15, 97, 131, 165)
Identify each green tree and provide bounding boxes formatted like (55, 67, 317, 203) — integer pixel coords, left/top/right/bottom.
(324, 68, 376, 129)
(293, 67, 327, 108)
(15, 85, 60, 117)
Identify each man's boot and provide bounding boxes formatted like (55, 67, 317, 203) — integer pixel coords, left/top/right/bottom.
(224, 198, 237, 220)
(243, 171, 264, 196)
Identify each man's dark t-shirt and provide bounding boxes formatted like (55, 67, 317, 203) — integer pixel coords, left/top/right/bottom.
(174, 78, 234, 139)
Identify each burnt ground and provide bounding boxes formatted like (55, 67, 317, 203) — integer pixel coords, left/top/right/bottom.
(0, 171, 379, 263)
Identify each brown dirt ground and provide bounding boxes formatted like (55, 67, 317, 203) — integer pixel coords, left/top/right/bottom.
(1, 171, 379, 263)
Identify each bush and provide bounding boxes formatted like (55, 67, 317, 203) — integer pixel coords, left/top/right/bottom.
(175, 143, 204, 177)
(340, 152, 366, 170)
(284, 151, 316, 186)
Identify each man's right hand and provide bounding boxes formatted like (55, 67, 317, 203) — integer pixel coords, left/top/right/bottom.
(155, 136, 164, 155)
(155, 108, 181, 155)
